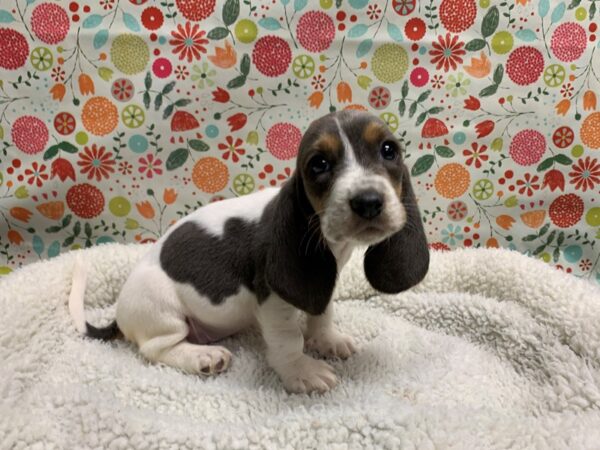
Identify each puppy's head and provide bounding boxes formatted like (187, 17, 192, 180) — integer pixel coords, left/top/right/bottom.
(297, 111, 407, 246)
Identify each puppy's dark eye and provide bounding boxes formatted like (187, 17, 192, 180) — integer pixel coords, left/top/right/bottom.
(308, 155, 331, 175)
(380, 141, 398, 161)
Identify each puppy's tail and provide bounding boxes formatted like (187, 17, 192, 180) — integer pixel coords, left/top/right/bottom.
(69, 254, 120, 341)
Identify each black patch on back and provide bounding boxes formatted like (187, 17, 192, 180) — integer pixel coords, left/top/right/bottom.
(160, 219, 257, 304)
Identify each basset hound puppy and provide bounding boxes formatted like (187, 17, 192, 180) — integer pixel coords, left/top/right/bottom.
(71, 110, 429, 394)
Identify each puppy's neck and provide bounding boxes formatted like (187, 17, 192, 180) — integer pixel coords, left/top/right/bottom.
(326, 240, 356, 271)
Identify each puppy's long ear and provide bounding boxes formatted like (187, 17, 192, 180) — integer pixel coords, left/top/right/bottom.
(261, 174, 337, 315)
(364, 165, 429, 293)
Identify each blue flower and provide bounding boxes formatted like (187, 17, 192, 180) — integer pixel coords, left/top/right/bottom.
(441, 224, 464, 246)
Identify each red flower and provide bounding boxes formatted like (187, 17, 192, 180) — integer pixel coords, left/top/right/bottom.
(569, 156, 600, 192)
(218, 135, 245, 163)
(78, 144, 116, 181)
(138, 154, 163, 178)
(175, 65, 189, 80)
(227, 113, 247, 131)
(429, 33, 465, 72)
(170, 22, 209, 63)
(516, 173, 540, 197)
(24, 161, 49, 187)
(462, 142, 489, 168)
(464, 95, 480, 111)
(212, 87, 230, 103)
(51, 158, 76, 182)
(475, 120, 495, 138)
(542, 169, 565, 192)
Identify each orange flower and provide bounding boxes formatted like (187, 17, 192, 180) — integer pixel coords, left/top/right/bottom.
(7, 229, 24, 245)
(78, 74, 95, 95)
(464, 51, 491, 78)
(555, 99, 570, 116)
(516, 0, 530, 5)
(10, 207, 33, 223)
(163, 188, 177, 205)
(336, 81, 352, 103)
(308, 91, 324, 108)
(583, 90, 597, 111)
(50, 83, 66, 101)
(486, 237, 499, 248)
(496, 214, 515, 230)
(136, 201, 155, 219)
(207, 40, 236, 69)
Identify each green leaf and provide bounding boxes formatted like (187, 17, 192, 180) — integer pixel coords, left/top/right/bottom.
(435, 146, 454, 158)
(161, 81, 175, 95)
(73, 221, 81, 237)
(43, 144, 60, 161)
(408, 101, 418, 118)
(166, 148, 189, 170)
(63, 236, 75, 248)
(546, 230, 557, 245)
(189, 139, 209, 152)
(553, 154, 573, 165)
(482, 6, 499, 38)
(401, 80, 409, 98)
(46, 226, 62, 233)
(553, 246, 560, 262)
(84, 223, 92, 238)
(532, 244, 547, 255)
(174, 99, 191, 107)
(223, 0, 240, 26)
(417, 89, 431, 103)
(59, 142, 78, 153)
(207, 27, 229, 40)
(227, 75, 247, 89)
(523, 234, 538, 242)
(154, 93, 163, 111)
(240, 54, 250, 76)
(428, 106, 444, 114)
(568, 0, 582, 8)
(162, 104, 174, 120)
(398, 99, 406, 116)
(411, 154, 435, 176)
(557, 231, 565, 246)
(144, 72, 152, 90)
(536, 157, 554, 172)
(62, 214, 72, 228)
(479, 84, 498, 97)
(539, 222, 550, 236)
(493, 64, 504, 85)
(415, 111, 428, 127)
(465, 38, 487, 51)
(143, 92, 151, 109)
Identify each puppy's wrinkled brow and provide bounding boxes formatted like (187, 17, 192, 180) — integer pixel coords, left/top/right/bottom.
(314, 133, 342, 157)
(363, 121, 386, 146)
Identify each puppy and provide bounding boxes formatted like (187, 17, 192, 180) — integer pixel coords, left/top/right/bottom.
(70, 111, 429, 394)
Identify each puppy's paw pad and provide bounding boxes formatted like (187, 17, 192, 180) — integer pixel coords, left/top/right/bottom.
(306, 331, 357, 359)
(197, 346, 232, 375)
(280, 356, 337, 394)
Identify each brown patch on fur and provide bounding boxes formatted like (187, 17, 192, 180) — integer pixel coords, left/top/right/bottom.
(363, 121, 386, 147)
(314, 133, 342, 158)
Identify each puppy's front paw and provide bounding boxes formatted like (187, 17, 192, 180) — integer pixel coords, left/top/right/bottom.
(197, 346, 232, 375)
(305, 330, 357, 359)
(278, 355, 337, 394)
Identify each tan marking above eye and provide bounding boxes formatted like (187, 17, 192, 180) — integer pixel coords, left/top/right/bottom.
(363, 121, 386, 146)
(313, 133, 342, 157)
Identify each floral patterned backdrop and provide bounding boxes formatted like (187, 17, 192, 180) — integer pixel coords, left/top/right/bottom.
(0, 0, 599, 283)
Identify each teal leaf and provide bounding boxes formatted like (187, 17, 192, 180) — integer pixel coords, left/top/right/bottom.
(281, 0, 290, 5)
(47, 241, 60, 258)
(387, 22, 403, 42)
(207, 27, 229, 39)
(481, 6, 499, 38)
(515, 29, 537, 42)
(465, 39, 487, 51)
(32, 236, 44, 257)
(96, 236, 115, 245)
(82, 14, 103, 29)
(0, 10, 15, 23)
(93, 29, 109, 49)
(550, 2, 566, 23)
(539, 0, 550, 17)
(349, 0, 369, 7)
(356, 39, 373, 58)
(223, 0, 240, 26)
(411, 155, 435, 176)
(26, 0, 37, 4)
(122, 12, 140, 32)
(294, 0, 307, 11)
(348, 24, 368, 38)
(166, 148, 189, 170)
(258, 18, 281, 30)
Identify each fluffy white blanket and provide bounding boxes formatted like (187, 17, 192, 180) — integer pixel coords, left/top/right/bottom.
(1, 244, 600, 449)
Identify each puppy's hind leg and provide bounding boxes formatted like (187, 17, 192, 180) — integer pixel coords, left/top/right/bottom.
(116, 265, 232, 375)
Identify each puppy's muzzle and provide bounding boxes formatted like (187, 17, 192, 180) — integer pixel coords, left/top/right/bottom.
(349, 189, 384, 220)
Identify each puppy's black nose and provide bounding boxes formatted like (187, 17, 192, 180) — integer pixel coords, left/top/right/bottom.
(349, 190, 384, 219)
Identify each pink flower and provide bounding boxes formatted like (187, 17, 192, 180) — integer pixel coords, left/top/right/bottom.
(138, 154, 163, 179)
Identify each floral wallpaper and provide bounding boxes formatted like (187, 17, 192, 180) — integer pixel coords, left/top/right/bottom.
(0, 0, 599, 284)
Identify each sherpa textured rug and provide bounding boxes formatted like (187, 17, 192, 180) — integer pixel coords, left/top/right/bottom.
(1, 245, 600, 449)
